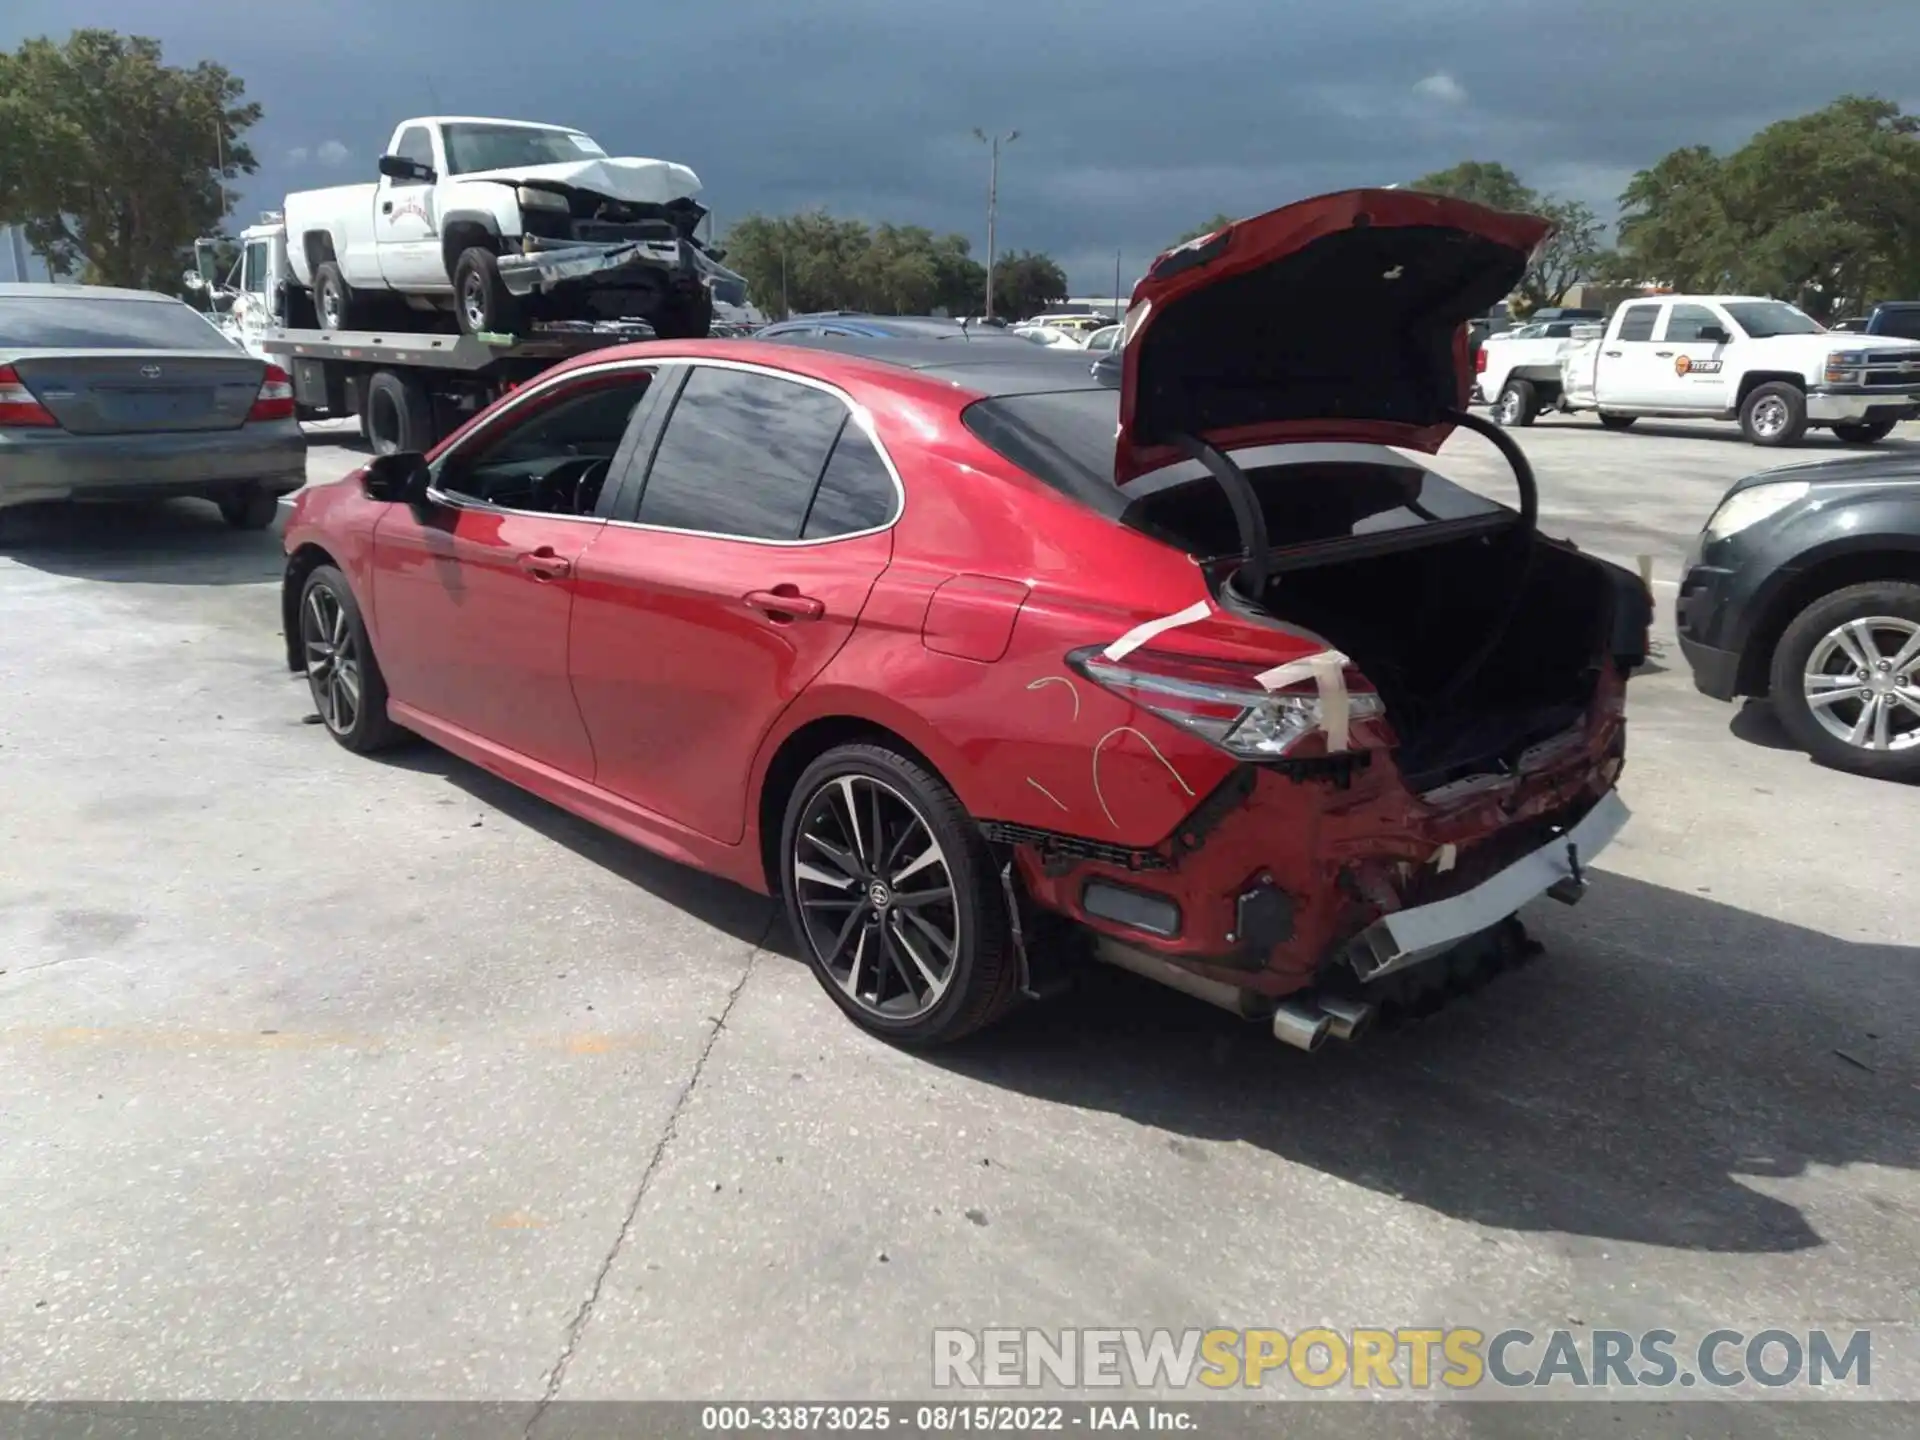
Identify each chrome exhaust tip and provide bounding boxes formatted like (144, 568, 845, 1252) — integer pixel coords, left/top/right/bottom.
(1314, 995, 1376, 1043)
(1271, 1000, 1331, 1052)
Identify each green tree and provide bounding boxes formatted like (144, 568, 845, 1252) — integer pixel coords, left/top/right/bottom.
(1412, 161, 1604, 309)
(990, 250, 1069, 320)
(723, 210, 995, 317)
(0, 29, 260, 291)
(1615, 97, 1920, 318)
(1175, 212, 1239, 246)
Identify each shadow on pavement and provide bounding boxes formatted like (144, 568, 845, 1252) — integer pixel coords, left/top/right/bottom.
(931, 870, 1918, 1256)
(367, 741, 787, 956)
(1730, 697, 1800, 752)
(0, 499, 284, 586)
(357, 735, 1918, 1258)
(1528, 416, 1920, 451)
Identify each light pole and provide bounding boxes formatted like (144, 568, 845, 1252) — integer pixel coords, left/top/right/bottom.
(972, 128, 1019, 320)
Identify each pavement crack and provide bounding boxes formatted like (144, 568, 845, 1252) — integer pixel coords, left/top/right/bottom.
(526, 916, 772, 1434)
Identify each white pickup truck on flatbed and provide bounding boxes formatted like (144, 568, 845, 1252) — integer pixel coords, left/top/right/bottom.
(1554, 294, 1920, 446)
(282, 116, 744, 339)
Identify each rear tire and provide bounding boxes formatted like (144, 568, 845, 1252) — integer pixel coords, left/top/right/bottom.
(1833, 418, 1897, 446)
(218, 487, 280, 530)
(1767, 581, 1920, 782)
(298, 565, 407, 753)
(313, 262, 360, 332)
(1494, 379, 1538, 427)
(1740, 381, 1808, 447)
(1598, 412, 1637, 431)
(453, 246, 523, 337)
(649, 286, 714, 339)
(779, 743, 1020, 1045)
(363, 369, 436, 456)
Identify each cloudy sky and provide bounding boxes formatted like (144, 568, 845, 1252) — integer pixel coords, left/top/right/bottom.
(7, 0, 1920, 291)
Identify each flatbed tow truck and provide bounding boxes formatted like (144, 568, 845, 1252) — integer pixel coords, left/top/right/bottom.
(193, 218, 660, 454)
(262, 319, 654, 455)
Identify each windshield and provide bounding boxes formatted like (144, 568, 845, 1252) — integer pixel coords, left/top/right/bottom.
(1722, 301, 1824, 338)
(0, 294, 237, 350)
(441, 124, 608, 174)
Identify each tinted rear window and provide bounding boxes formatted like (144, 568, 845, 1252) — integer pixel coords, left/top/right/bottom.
(0, 295, 237, 351)
(1872, 308, 1920, 341)
(961, 388, 1505, 553)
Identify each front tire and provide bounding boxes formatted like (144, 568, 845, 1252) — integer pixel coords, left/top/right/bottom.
(1768, 581, 1920, 781)
(1598, 412, 1637, 431)
(453, 246, 523, 337)
(1740, 381, 1808, 447)
(1494, 379, 1538, 427)
(217, 487, 280, 530)
(1833, 418, 1897, 446)
(780, 743, 1020, 1045)
(298, 565, 407, 753)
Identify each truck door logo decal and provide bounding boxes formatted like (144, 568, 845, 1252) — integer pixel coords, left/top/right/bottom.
(1676, 356, 1722, 375)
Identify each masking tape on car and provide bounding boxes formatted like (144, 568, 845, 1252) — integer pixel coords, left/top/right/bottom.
(1102, 599, 1212, 662)
(1255, 649, 1352, 751)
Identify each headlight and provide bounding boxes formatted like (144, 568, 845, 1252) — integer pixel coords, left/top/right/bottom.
(1703, 481, 1809, 542)
(516, 186, 569, 212)
(1825, 349, 1868, 384)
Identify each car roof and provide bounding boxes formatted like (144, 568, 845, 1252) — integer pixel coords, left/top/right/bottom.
(0, 282, 180, 303)
(753, 333, 1108, 397)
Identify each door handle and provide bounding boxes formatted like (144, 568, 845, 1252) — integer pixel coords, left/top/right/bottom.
(381, 201, 393, 214)
(516, 546, 571, 580)
(744, 587, 825, 622)
(1654, 350, 1674, 357)
(1604, 349, 1623, 357)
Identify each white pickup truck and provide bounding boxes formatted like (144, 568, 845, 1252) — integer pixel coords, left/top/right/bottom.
(1554, 295, 1920, 446)
(282, 115, 745, 339)
(1471, 315, 1602, 425)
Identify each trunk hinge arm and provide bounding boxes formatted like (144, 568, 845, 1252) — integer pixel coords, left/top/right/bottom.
(1171, 432, 1270, 598)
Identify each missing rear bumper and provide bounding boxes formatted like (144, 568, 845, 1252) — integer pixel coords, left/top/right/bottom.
(1347, 789, 1628, 983)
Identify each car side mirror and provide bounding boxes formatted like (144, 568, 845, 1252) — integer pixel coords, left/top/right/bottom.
(361, 451, 432, 505)
(1697, 325, 1730, 345)
(378, 154, 435, 183)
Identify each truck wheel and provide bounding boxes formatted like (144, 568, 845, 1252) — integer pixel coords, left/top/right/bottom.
(1768, 581, 1920, 782)
(313, 263, 360, 332)
(1833, 418, 1897, 446)
(364, 370, 436, 456)
(1740, 382, 1808, 446)
(1598, 413, 1637, 431)
(1493, 379, 1537, 427)
(218, 486, 281, 530)
(650, 286, 714, 340)
(453, 247, 523, 337)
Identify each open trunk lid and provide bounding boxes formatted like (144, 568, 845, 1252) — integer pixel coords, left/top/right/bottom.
(1114, 188, 1551, 483)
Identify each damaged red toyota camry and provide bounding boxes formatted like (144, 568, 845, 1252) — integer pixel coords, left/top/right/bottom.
(282, 189, 1649, 1050)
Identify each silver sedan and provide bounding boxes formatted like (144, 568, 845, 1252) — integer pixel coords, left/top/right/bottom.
(1, 283, 306, 528)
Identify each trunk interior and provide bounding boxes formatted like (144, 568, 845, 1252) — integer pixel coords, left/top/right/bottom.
(1245, 533, 1620, 790)
(1121, 456, 1638, 792)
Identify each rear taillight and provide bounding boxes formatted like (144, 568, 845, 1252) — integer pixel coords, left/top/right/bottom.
(1069, 646, 1388, 758)
(1474, 347, 1488, 373)
(0, 365, 58, 427)
(248, 364, 296, 422)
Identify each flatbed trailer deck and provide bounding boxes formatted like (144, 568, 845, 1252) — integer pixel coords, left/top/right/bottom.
(262, 321, 655, 455)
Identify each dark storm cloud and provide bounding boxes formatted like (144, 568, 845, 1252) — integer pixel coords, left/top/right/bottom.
(7, 0, 1920, 290)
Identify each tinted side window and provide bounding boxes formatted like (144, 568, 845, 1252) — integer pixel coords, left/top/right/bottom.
(803, 424, 897, 539)
(1616, 304, 1660, 342)
(1662, 304, 1723, 342)
(439, 372, 653, 512)
(394, 127, 434, 176)
(636, 367, 846, 540)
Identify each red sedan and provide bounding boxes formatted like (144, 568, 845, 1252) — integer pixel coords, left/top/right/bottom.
(281, 189, 1648, 1049)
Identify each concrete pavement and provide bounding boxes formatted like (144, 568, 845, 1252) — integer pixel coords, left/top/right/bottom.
(0, 415, 1915, 1424)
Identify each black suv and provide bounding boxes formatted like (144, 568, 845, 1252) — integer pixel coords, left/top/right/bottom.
(1678, 451, 1920, 780)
